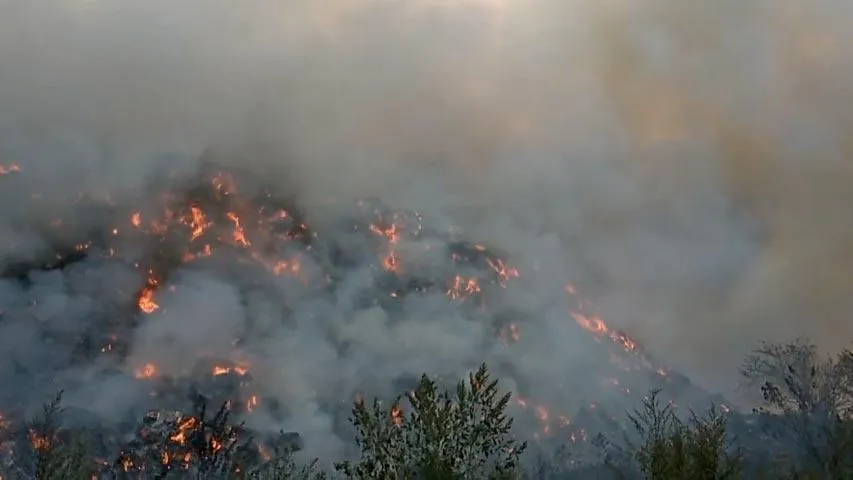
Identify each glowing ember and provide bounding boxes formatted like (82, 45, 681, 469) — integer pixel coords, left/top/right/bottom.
(28, 431, 50, 450)
(0, 164, 21, 175)
(246, 395, 260, 413)
(212, 364, 250, 376)
(135, 363, 159, 379)
(487, 257, 519, 286)
(390, 404, 404, 427)
(447, 275, 482, 299)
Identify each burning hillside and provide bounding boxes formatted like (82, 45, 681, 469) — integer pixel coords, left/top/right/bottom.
(0, 156, 725, 474)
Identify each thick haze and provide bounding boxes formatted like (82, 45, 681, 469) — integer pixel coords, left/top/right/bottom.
(1, 0, 852, 436)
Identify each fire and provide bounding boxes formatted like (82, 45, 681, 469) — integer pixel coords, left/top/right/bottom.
(258, 443, 272, 462)
(271, 258, 301, 276)
(571, 312, 609, 336)
(566, 284, 641, 354)
(369, 222, 402, 244)
(0, 164, 21, 175)
(0, 163, 691, 470)
(183, 243, 213, 262)
(370, 220, 405, 272)
(447, 275, 482, 300)
(571, 311, 638, 353)
(28, 430, 50, 450)
(212, 364, 250, 377)
(211, 171, 238, 196)
(382, 251, 401, 272)
(515, 395, 572, 438)
(211, 438, 224, 452)
(135, 363, 159, 379)
(169, 416, 197, 444)
(487, 257, 519, 286)
(185, 204, 212, 241)
(227, 212, 251, 247)
(390, 404, 404, 427)
(137, 272, 160, 314)
(246, 395, 260, 413)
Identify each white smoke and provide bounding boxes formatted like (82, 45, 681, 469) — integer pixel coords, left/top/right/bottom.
(0, 0, 852, 459)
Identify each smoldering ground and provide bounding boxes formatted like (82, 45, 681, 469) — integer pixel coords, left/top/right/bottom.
(0, 0, 852, 458)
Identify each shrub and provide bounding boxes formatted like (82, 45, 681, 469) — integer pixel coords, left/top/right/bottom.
(600, 389, 741, 480)
(334, 363, 527, 479)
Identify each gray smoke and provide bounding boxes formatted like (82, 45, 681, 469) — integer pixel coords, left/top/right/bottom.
(0, 0, 851, 460)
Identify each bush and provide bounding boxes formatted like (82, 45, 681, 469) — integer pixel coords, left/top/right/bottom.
(598, 389, 741, 480)
(334, 363, 527, 480)
(12, 392, 95, 480)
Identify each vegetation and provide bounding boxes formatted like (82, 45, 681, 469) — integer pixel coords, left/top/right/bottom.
(740, 339, 853, 478)
(1, 343, 851, 479)
(334, 363, 526, 479)
(596, 390, 742, 480)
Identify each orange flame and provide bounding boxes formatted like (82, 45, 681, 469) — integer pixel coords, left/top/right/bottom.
(135, 363, 159, 379)
(212, 364, 250, 377)
(169, 417, 198, 444)
(185, 204, 211, 241)
(138, 272, 160, 314)
(227, 212, 251, 247)
(447, 275, 482, 299)
(487, 258, 519, 286)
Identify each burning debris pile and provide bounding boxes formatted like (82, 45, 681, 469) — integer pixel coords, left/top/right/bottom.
(0, 157, 725, 475)
(1, 392, 302, 478)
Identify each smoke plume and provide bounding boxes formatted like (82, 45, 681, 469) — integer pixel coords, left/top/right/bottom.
(0, 0, 851, 459)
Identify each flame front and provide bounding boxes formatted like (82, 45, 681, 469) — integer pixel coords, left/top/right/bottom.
(0, 164, 695, 469)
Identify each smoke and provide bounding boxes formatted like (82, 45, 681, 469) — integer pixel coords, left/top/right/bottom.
(0, 0, 851, 457)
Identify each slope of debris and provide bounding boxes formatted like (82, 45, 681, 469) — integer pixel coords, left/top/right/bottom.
(0, 158, 728, 475)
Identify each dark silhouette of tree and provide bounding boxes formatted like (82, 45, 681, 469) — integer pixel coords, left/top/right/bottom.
(740, 339, 853, 478)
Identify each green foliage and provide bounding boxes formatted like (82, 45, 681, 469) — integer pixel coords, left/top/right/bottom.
(622, 389, 741, 480)
(18, 391, 96, 480)
(334, 363, 527, 480)
(7, 350, 853, 479)
(247, 450, 328, 480)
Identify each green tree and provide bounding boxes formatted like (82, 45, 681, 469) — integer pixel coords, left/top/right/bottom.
(335, 363, 527, 480)
(602, 389, 741, 480)
(12, 391, 96, 480)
